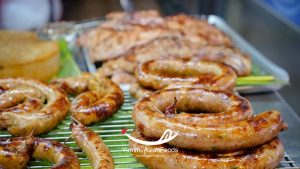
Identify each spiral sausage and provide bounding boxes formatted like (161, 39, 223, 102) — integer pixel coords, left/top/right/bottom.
(133, 88, 287, 151)
(0, 136, 33, 169)
(52, 73, 124, 125)
(32, 138, 80, 169)
(0, 78, 69, 136)
(129, 129, 284, 169)
(71, 122, 114, 169)
(136, 59, 237, 91)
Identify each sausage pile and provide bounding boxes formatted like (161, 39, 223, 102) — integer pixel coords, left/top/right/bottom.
(0, 75, 122, 168)
(78, 10, 251, 84)
(130, 88, 287, 169)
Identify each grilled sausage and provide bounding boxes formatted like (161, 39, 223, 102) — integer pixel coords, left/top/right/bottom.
(133, 88, 287, 151)
(136, 59, 237, 91)
(52, 73, 124, 125)
(129, 129, 284, 169)
(32, 138, 80, 169)
(0, 78, 69, 136)
(0, 136, 33, 169)
(71, 122, 114, 169)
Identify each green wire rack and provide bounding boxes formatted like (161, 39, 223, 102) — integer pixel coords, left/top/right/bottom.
(0, 87, 297, 168)
(0, 87, 144, 168)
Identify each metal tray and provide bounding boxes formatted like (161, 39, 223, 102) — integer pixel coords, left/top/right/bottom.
(207, 15, 289, 93)
(72, 15, 290, 94)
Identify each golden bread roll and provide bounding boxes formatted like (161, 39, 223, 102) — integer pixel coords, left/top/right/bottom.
(0, 30, 60, 81)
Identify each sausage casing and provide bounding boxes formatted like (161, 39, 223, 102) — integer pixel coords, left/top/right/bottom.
(129, 129, 284, 169)
(71, 123, 114, 169)
(32, 138, 80, 169)
(133, 88, 286, 151)
(0, 78, 69, 136)
(52, 73, 124, 125)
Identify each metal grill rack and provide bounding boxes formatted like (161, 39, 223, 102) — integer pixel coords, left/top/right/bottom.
(0, 89, 298, 168)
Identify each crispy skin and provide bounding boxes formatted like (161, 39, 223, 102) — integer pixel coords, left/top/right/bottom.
(129, 130, 284, 169)
(71, 123, 114, 169)
(0, 137, 33, 169)
(97, 37, 250, 80)
(52, 73, 124, 125)
(166, 14, 232, 46)
(106, 10, 162, 22)
(78, 25, 180, 61)
(0, 78, 69, 136)
(79, 11, 232, 62)
(32, 138, 80, 169)
(136, 59, 237, 91)
(133, 88, 287, 151)
(103, 10, 165, 29)
(97, 36, 204, 77)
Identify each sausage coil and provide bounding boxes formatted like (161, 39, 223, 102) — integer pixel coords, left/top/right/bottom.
(52, 73, 124, 125)
(129, 129, 284, 169)
(136, 59, 237, 91)
(133, 88, 287, 151)
(0, 78, 69, 136)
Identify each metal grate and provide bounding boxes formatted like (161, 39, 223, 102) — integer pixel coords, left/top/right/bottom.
(0, 88, 298, 168)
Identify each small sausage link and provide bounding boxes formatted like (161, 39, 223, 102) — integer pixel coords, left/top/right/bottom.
(71, 122, 114, 169)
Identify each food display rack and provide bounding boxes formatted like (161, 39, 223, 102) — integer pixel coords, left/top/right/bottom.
(0, 15, 299, 168)
(0, 87, 298, 168)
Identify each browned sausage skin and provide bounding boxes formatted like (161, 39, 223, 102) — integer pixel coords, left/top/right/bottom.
(136, 59, 237, 91)
(133, 88, 287, 151)
(52, 73, 124, 125)
(71, 122, 114, 169)
(32, 138, 80, 169)
(129, 129, 284, 169)
(0, 136, 33, 169)
(0, 78, 69, 136)
(0, 136, 80, 169)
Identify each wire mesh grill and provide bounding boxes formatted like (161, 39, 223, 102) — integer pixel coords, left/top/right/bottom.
(0, 89, 298, 168)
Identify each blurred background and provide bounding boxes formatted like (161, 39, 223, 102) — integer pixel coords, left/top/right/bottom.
(1, 0, 299, 114)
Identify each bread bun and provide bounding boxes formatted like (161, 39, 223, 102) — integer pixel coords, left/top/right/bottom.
(0, 30, 60, 81)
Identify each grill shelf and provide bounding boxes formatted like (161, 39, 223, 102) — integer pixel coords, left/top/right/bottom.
(0, 89, 297, 168)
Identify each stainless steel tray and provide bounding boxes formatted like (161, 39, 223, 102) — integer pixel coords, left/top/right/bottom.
(207, 15, 289, 93)
(71, 15, 289, 94)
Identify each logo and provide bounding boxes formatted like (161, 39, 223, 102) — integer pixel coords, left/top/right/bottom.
(122, 128, 178, 146)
